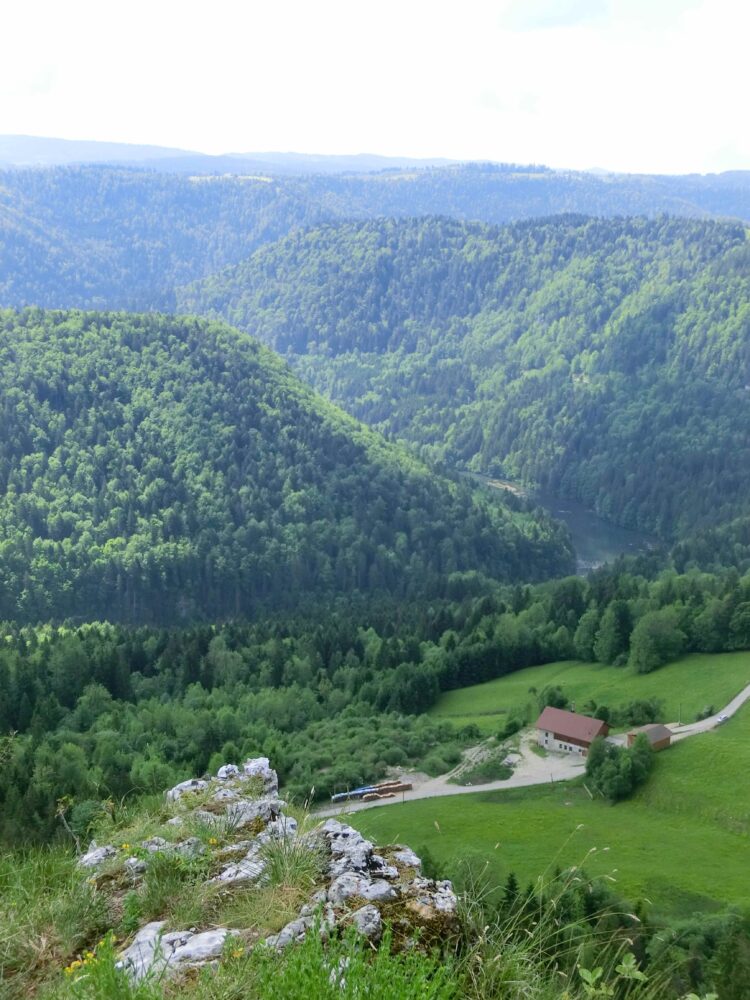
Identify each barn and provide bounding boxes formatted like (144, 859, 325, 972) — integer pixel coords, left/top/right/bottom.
(535, 706, 610, 757)
(627, 723, 672, 751)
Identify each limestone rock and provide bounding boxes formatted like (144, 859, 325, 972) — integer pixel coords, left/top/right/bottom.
(370, 854, 399, 879)
(264, 815, 298, 839)
(266, 904, 336, 950)
(216, 839, 255, 860)
(362, 878, 398, 902)
(170, 928, 236, 966)
(124, 856, 147, 875)
(212, 846, 266, 885)
(117, 922, 236, 982)
(165, 777, 208, 803)
(323, 820, 374, 877)
(242, 756, 279, 796)
(265, 915, 313, 950)
(225, 796, 283, 829)
(117, 922, 189, 982)
(328, 871, 372, 904)
(78, 842, 116, 869)
(392, 847, 422, 869)
(173, 836, 206, 858)
(141, 836, 168, 853)
(212, 787, 239, 803)
(192, 809, 220, 828)
(350, 904, 382, 941)
(404, 878, 459, 923)
(89, 754, 460, 981)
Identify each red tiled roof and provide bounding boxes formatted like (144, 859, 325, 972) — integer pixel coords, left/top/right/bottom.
(535, 706, 608, 744)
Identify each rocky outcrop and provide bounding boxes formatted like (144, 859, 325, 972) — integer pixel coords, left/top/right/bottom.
(77, 757, 458, 985)
(117, 922, 238, 982)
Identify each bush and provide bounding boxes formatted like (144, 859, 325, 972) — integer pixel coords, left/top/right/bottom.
(421, 753, 451, 776)
(500, 716, 523, 739)
(537, 685, 568, 710)
(585, 734, 654, 802)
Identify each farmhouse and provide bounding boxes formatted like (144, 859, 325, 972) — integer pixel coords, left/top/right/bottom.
(535, 706, 609, 756)
(627, 723, 672, 751)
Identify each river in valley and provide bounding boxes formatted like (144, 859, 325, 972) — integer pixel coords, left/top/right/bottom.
(471, 474, 656, 573)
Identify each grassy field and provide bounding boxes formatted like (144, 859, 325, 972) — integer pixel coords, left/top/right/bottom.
(428, 652, 750, 734)
(357, 701, 750, 919)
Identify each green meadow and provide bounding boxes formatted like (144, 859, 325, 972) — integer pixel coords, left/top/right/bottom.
(428, 652, 750, 734)
(357, 701, 750, 919)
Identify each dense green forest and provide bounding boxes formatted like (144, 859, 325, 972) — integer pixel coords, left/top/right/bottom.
(1, 163, 749, 312)
(0, 309, 572, 624)
(3, 555, 750, 842)
(179, 215, 750, 540)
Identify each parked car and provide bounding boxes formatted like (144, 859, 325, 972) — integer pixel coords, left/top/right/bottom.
(717, 713, 729, 723)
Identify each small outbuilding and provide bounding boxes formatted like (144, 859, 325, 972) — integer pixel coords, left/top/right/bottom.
(535, 706, 610, 757)
(627, 723, 672, 751)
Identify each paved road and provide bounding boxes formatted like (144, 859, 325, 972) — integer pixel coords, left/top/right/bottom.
(315, 682, 750, 819)
(667, 680, 750, 742)
(315, 733, 585, 818)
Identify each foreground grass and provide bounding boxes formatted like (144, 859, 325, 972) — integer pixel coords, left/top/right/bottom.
(428, 651, 750, 734)
(359, 703, 750, 920)
(0, 848, 112, 997)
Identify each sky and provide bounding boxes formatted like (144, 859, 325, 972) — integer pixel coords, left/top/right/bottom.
(0, 0, 747, 174)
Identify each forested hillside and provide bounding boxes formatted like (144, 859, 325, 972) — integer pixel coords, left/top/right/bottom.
(0, 168, 321, 310)
(179, 215, 750, 540)
(0, 309, 572, 624)
(1, 163, 749, 312)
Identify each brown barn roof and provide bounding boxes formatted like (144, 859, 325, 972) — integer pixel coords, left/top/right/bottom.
(535, 706, 609, 744)
(629, 723, 672, 745)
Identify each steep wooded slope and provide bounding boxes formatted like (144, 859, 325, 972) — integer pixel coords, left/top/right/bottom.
(178, 215, 750, 538)
(0, 309, 572, 623)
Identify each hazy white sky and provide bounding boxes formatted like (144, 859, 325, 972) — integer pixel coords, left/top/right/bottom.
(1, 0, 747, 173)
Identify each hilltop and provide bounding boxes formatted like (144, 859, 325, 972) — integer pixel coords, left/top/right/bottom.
(0, 309, 572, 624)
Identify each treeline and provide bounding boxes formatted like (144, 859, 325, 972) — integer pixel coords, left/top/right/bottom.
(180, 214, 750, 542)
(0, 309, 572, 623)
(2, 561, 749, 843)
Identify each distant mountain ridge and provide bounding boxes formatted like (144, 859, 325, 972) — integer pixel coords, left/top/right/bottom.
(0, 135, 459, 174)
(1, 161, 750, 315)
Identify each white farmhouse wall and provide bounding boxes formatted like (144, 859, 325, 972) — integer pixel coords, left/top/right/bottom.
(537, 729, 586, 755)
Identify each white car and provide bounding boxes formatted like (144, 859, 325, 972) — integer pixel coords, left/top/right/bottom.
(717, 714, 729, 724)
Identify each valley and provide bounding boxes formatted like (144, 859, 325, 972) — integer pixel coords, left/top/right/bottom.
(472, 473, 657, 571)
(1, 148, 749, 998)
(179, 214, 750, 544)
